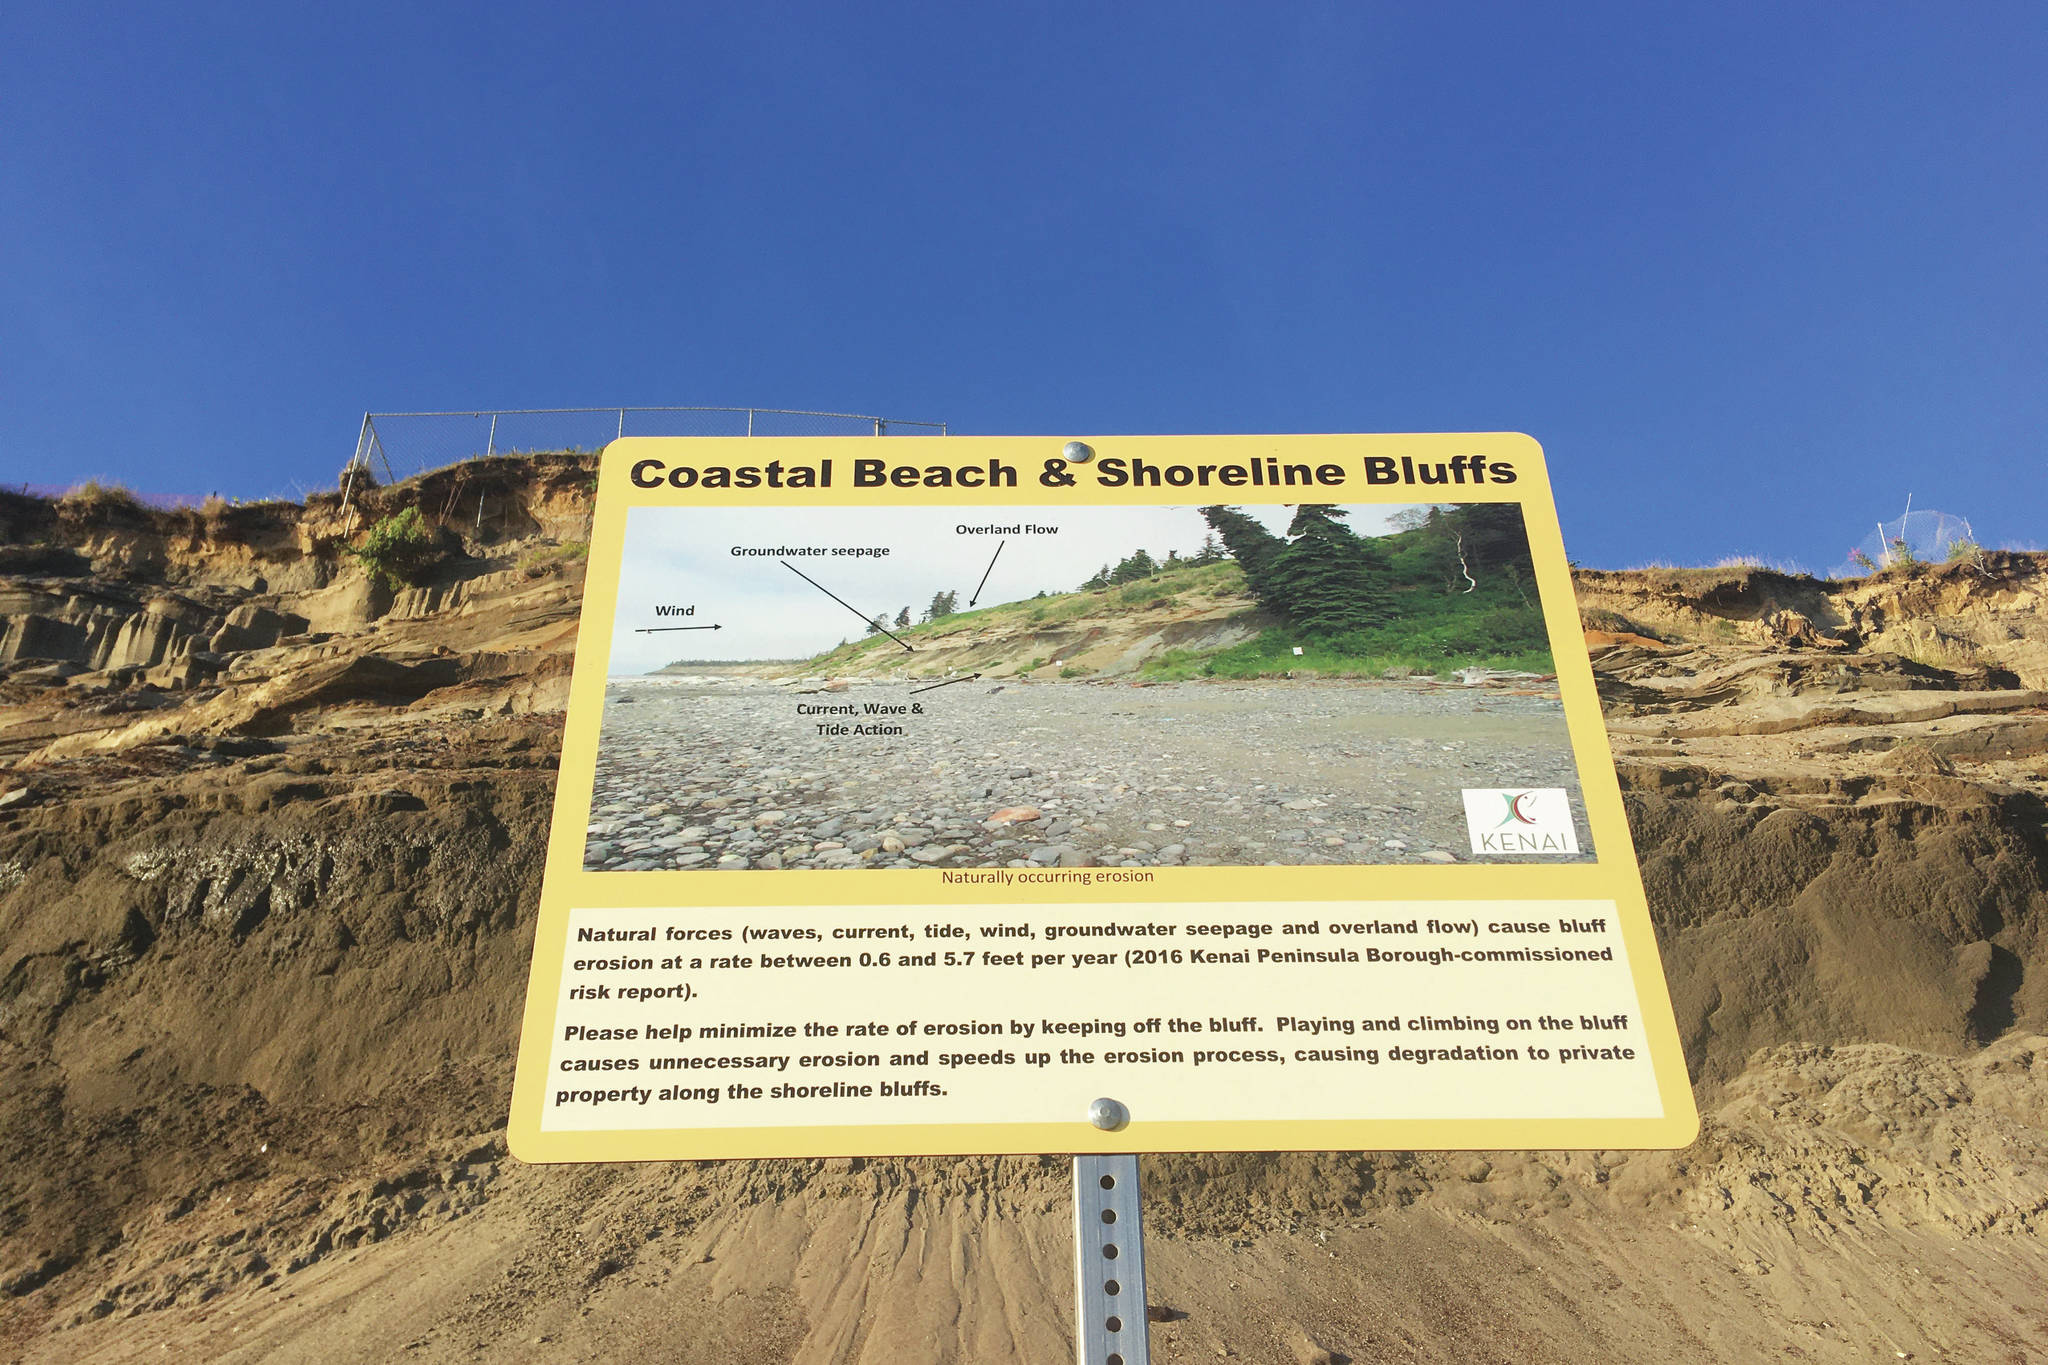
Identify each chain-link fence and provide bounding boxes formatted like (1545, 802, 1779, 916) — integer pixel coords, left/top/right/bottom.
(1830, 508, 1978, 578)
(351, 407, 946, 482)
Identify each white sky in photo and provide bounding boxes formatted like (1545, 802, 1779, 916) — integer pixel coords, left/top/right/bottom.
(607, 502, 1424, 674)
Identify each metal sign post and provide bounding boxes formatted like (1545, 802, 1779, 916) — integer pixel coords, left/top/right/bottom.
(1074, 1099, 1150, 1365)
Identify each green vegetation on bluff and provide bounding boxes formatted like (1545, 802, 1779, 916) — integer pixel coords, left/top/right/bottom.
(1140, 592, 1551, 680)
(789, 503, 1550, 681)
(1142, 504, 1552, 679)
(349, 507, 443, 588)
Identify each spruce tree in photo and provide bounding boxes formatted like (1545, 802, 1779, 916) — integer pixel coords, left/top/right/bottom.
(1080, 564, 1112, 591)
(1386, 504, 1535, 596)
(1265, 505, 1392, 633)
(894, 606, 912, 629)
(1452, 504, 1535, 584)
(924, 590, 959, 622)
(1110, 549, 1158, 584)
(1390, 506, 1465, 594)
(1198, 506, 1286, 604)
(1191, 532, 1226, 566)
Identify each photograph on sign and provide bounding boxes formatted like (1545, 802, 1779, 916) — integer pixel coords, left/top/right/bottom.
(509, 434, 1698, 1163)
(583, 501, 1593, 873)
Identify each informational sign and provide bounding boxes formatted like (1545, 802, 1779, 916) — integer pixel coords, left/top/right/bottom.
(509, 435, 1698, 1160)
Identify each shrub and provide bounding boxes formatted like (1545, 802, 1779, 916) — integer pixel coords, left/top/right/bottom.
(1060, 664, 1093, 678)
(1945, 539, 1986, 569)
(350, 507, 442, 588)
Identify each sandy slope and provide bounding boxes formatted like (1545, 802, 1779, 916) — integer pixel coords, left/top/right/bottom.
(22, 1037, 2047, 1363)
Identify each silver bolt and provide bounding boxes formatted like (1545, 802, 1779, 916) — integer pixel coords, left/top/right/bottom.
(1087, 1097, 1129, 1131)
(1062, 440, 1095, 463)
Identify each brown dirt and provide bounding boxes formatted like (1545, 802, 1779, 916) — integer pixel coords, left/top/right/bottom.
(3, 467, 2045, 1362)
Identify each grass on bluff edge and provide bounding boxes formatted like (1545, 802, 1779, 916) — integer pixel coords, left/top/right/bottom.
(55, 478, 146, 514)
(799, 559, 1552, 680)
(803, 561, 1248, 668)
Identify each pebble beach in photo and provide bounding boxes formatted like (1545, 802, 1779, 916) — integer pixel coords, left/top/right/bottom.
(583, 676, 1592, 871)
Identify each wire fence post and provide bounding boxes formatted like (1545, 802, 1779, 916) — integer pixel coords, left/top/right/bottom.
(353, 412, 397, 485)
(486, 413, 498, 460)
(747, 408, 756, 436)
(617, 409, 625, 441)
(366, 416, 395, 484)
(338, 459, 361, 540)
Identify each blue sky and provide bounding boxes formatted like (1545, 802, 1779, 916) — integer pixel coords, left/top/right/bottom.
(4, 3, 2042, 571)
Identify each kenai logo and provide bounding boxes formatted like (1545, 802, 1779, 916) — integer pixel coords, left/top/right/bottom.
(1460, 788, 1581, 855)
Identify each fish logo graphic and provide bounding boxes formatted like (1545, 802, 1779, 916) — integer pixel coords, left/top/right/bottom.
(1496, 791, 1541, 828)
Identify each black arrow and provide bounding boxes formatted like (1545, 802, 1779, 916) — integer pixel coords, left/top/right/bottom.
(966, 540, 1005, 607)
(780, 560, 916, 652)
(910, 672, 982, 695)
(634, 624, 723, 633)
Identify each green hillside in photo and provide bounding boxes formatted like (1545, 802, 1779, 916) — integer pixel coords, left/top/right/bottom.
(782, 504, 1554, 682)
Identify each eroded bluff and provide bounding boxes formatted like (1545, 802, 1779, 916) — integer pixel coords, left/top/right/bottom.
(0, 471, 2042, 1363)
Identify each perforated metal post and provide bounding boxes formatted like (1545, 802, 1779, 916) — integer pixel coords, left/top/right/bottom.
(1074, 1097, 1149, 1365)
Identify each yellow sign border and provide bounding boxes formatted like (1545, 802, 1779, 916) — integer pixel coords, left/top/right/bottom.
(509, 434, 1700, 1159)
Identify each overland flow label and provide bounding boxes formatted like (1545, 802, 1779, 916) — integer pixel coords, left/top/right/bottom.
(510, 434, 1699, 1160)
